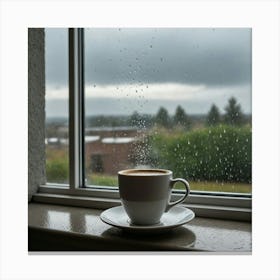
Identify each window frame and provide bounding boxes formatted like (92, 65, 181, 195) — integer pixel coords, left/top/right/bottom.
(39, 28, 252, 221)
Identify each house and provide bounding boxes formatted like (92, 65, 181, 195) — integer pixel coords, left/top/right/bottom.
(85, 127, 146, 175)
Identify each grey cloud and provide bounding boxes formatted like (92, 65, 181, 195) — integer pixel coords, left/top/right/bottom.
(45, 28, 251, 88)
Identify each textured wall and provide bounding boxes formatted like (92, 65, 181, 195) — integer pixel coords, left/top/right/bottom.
(28, 28, 46, 201)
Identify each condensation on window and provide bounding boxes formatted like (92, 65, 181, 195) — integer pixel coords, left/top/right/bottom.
(84, 28, 252, 193)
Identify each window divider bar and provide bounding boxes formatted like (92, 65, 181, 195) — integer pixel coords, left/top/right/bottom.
(69, 28, 85, 189)
(78, 28, 85, 187)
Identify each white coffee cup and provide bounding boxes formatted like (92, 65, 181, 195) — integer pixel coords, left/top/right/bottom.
(118, 169, 190, 225)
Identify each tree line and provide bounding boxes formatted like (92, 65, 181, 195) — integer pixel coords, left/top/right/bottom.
(82, 96, 250, 130)
(130, 97, 249, 129)
(206, 97, 247, 127)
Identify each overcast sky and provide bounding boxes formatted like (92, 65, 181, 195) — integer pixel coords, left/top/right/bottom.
(45, 28, 251, 117)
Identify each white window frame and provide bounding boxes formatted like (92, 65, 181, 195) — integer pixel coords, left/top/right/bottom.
(35, 28, 252, 222)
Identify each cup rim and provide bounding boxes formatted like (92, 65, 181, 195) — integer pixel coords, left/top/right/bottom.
(118, 168, 172, 176)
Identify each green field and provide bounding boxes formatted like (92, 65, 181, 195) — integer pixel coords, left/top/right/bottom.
(87, 174, 251, 194)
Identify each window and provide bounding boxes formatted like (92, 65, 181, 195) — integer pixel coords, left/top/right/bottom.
(41, 28, 252, 220)
(45, 28, 69, 185)
(82, 28, 251, 194)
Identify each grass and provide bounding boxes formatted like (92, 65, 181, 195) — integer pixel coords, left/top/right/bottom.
(87, 173, 251, 194)
(184, 181, 251, 193)
(87, 173, 118, 187)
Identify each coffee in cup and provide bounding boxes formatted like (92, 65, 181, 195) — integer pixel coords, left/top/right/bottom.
(118, 169, 190, 225)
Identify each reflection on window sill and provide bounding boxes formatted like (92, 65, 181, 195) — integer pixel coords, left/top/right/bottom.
(28, 202, 251, 252)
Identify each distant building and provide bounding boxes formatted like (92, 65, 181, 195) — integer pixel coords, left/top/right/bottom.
(45, 126, 147, 175)
(45, 137, 69, 146)
(85, 127, 146, 175)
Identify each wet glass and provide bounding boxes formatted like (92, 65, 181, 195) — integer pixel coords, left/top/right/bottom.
(45, 28, 69, 185)
(84, 28, 252, 194)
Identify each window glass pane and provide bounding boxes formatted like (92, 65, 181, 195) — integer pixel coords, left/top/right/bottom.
(45, 28, 69, 185)
(84, 28, 251, 194)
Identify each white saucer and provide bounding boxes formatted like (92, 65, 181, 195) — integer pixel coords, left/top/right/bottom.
(100, 205, 195, 233)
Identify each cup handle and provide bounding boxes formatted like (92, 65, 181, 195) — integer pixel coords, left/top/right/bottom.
(165, 178, 190, 212)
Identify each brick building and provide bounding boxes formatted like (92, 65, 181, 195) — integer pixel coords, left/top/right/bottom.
(85, 127, 145, 175)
